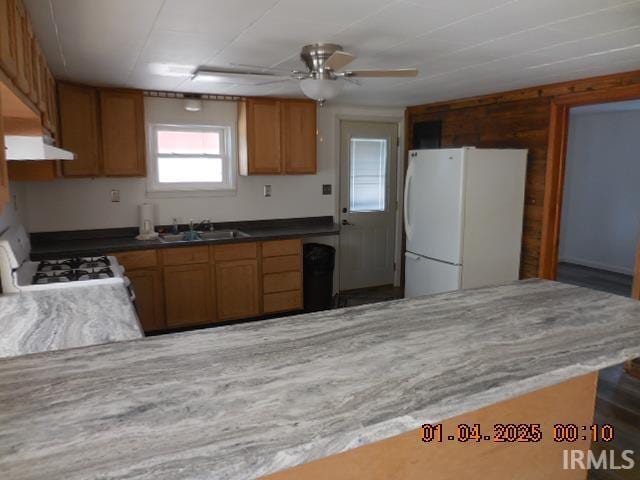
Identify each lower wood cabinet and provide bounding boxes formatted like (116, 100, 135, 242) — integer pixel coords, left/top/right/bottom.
(214, 259, 260, 321)
(127, 269, 165, 333)
(163, 263, 215, 328)
(261, 239, 303, 314)
(114, 239, 304, 332)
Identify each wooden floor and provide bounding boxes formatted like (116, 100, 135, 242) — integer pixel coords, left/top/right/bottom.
(556, 262, 639, 479)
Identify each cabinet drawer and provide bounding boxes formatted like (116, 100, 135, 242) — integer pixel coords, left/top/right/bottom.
(262, 239, 301, 258)
(263, 254, 301, 274)
(264, 290, 302, 314)
(212, 242, 257, 262)
(264, 271, 301, 294)
(112, 249, 157, 270)
(162, 246, 209, 266)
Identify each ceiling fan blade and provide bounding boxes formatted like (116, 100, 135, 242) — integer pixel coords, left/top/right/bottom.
(230, 62, 296, 74)
(345, 68, 418, 78)
(254, 78, 295, 86)
(341, 76, 361, 86)
(324, 51, 356, 71)
(192, 68, 290, 84)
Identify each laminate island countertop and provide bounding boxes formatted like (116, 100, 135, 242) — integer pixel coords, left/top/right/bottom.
(0, 284, 143, 358)
(1, 280, 640, 479)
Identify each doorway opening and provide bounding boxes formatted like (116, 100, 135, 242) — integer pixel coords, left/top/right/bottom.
(338, 120, 400, 295)
(556, 100, 640, 298)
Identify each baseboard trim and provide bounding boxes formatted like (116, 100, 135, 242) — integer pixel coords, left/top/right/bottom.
(558, 256, 634, 276)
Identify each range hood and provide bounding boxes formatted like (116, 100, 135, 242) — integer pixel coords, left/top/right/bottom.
(1, 81, 75, 161)
(5, 135, 75, 161)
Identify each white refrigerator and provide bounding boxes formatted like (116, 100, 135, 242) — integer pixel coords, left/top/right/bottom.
(404, 147, 527, 298)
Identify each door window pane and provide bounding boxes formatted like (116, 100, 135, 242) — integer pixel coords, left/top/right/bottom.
(157, 130, 220, 155)
(350, 138, 388, 212)
(158, 157, 223, 183)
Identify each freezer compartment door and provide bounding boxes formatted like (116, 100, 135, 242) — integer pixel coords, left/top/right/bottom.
(405, 149, 465, 264)
(404, 252, 462, 298)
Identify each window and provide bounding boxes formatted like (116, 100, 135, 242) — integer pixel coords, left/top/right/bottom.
(148, 124, 235, 193)
(349, 138, 388, 212)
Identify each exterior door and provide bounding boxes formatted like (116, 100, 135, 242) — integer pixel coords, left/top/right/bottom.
(339, 121, 398, 291)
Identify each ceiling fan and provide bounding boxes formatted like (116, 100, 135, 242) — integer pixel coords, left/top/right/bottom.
(192, 43, 418, 105)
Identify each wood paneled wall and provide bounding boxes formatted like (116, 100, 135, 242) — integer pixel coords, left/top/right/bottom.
(406, 69, 640, 279)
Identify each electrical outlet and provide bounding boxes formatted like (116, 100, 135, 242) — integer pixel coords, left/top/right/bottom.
(264, 185, 272, 197)
(322, 184, 332, 195)
(110, 189, 120, 203)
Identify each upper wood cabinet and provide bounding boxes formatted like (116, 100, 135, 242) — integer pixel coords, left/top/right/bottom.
(12, 0, 30, 95)
(239, 98, 317, 175)
(58, 83, 101, 177)
(239, 98, 282, 175)
(26, 21, 38, 105)
(99, 90, 146, 176)
(43, 69, 57, 134)
(282, 100, 317, 174)
(0, 93, 9, 215)
(57, 84, 146, 177)
(0, 0, 18, 78)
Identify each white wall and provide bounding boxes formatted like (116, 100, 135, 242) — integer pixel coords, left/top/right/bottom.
(23, 99, 404, 235)
(559, 107, 640, 275)
(0, 182, 28, 233)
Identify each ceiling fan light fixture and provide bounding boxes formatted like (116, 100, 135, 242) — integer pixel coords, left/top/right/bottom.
(299, 78, 344, 104)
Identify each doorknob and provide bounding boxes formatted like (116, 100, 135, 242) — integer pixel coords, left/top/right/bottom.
(342, 219, 354, 226)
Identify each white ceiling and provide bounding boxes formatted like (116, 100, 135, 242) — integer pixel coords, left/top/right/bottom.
(24, 0, 640, 107)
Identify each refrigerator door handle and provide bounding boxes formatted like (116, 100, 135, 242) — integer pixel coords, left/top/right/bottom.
(405, 252, 421, 261)
(404, 161, 415, 240)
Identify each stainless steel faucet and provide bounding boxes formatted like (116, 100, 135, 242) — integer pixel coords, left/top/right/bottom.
(195, 219, 214, 232)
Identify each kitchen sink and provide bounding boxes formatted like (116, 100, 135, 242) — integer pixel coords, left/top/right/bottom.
(197, 230, 250, 240)
(159, 230, 249, 243)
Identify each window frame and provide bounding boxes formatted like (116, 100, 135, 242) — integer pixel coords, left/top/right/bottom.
(348, 137, 390, 213)
(147, 123, 236, 194)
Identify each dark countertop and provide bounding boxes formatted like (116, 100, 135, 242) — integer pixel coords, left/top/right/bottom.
(30, 216, 340, 260)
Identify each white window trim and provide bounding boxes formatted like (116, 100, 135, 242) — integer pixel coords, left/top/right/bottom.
(146, 123, 237, 197)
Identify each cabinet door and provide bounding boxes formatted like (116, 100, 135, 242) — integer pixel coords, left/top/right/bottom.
(247, 99, 282, 174)
(164, 264, 214, 328)
(44, 70, 57, 134)
(0, 0, 18, 78)
(215, 259, 260, 321)
(282, 100, 317, 174)
(58, 83, 101, 176)
(27, 24, 38, 104)
(128, 269, 165, 333)
(0, 93, 8, 214)
(12, 0, 29, 94)
(36, 47, 47, 113)
(100, 90, 146, 176)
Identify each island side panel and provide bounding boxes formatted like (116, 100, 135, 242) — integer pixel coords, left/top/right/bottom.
(263, 372, 598, 480)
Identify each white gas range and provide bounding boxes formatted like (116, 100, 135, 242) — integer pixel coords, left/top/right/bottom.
(0, 225, 130, 294)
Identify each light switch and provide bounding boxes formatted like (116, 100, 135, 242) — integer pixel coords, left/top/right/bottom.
(110, 189, 120, 202)
(322, 184, 332, 195)
(264, 185, 272, 197)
